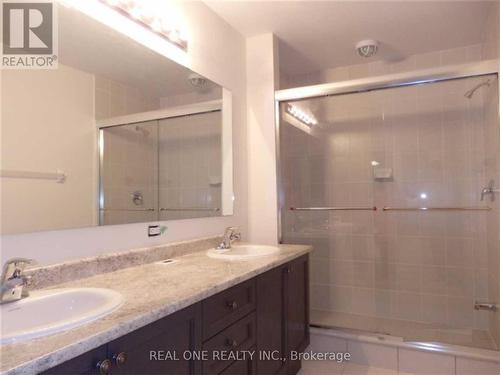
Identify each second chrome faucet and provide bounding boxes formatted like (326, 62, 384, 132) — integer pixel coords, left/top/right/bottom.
(217, 227, 241, 250)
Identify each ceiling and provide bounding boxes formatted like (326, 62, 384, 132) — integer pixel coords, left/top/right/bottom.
(204, 0, 494, 75)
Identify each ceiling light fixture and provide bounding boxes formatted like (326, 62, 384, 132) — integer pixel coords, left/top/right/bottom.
(99, 0, 187, 50)
(286, 104, 318, 126)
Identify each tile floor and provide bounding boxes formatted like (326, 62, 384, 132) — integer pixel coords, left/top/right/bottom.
(299, 361, 412, 375)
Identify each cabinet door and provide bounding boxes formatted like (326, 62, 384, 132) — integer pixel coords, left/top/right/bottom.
(107, 303, 202, 375)
(39, 345, 107, 375)
(256, 264, 287, 375)
(286, 255, 309, 375)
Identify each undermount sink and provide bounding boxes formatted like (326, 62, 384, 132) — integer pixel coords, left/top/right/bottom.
(206, 244, 280, 260)
(0, 287, 123, 345)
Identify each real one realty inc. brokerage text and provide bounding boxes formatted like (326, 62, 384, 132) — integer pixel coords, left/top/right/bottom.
(149, 350, 351, 363)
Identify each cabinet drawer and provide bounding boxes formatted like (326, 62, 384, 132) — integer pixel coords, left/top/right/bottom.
(202, 279, 256, 339)
(202, 313, 256, 375)
(39, 345, 107, 375)
(219, 346, 256, 375)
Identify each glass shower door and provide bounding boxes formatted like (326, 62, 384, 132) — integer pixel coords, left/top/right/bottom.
(279, 74, 499, 351)
(99, 120, 158, 225)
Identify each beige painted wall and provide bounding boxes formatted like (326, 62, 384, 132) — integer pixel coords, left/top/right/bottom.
(1, 1, 247, 265)
(246, 33, 279, 244)
(1, 64, 96, 234)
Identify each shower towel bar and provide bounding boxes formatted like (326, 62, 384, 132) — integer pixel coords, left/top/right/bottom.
(0, 169, 66, 183)
(160, 207, 220, 212)
(99, 208, 155, 211)
(290, 206, 377, 211)
(382, 206, 491, 211)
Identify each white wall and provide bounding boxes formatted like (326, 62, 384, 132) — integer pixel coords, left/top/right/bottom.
(1, 65, 96, 234)
(246, 34, 280, 244)
(0, 1, 248, 265)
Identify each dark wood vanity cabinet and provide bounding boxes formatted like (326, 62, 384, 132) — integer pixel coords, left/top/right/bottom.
(41, 345, 108, 375)
(256, 255, 309, 375)
(284, 255, 310, 374)
(39, 255, 309, 375)
(107, 304, 202, 375)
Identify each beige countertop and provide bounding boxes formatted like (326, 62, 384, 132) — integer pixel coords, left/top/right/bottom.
(0, 243, 311, 375)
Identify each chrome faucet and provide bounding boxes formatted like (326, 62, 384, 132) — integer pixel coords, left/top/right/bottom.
(0, 258, 34, 304)
(217, 227, 241, 250)
(481, 180, 500, 202)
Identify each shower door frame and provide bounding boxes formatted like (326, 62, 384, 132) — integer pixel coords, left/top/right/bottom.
(275, 59, 500, 243)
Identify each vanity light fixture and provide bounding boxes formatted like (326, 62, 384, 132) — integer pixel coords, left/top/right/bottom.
(99, 0, 188, 50)
(286, 104, 318, 126)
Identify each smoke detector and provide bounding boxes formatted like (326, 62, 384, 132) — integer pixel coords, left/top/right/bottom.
(188, 73, 208, 88)
(356, 39, 379, 58)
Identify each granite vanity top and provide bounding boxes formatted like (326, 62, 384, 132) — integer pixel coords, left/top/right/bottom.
(0, 243, 311, 375)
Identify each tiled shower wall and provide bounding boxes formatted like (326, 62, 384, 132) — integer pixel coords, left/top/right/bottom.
(158, 112, 222, 220)
(484, 72, 500, 350)
(482, 0, 500, 349)
(279, 43, 485, 90)
(95, 76, 160, 121)
(101, 121, 158, 225)
(101, 112, 222, 224)
(282, 76, 495, 334)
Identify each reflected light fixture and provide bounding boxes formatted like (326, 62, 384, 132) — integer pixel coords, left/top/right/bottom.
(286, 104, 318, 126)
(99, 0, 187, 50)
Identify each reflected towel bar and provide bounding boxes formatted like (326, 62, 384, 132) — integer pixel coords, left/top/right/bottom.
(290, 207, 377, 211)
(382, 206, 491, 211)
(160, 207, 220, 212)
(0, 169, 66, 183)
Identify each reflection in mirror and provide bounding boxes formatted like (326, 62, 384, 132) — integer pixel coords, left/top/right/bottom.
(1, 2, 233, 235)
(99, 106, 223, 225)
(158, 110, 222, 220)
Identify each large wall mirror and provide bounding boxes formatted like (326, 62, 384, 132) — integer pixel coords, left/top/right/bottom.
(1, 3, 233, 235)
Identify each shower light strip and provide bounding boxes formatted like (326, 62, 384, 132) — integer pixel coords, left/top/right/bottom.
(286, 104, 318, 126)
(99, 0, 187, 50)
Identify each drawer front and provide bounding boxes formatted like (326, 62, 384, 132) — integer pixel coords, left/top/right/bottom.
(219, 346, 256, 375)
(202, 313, 256, 375)
(202, 279, 256, 339)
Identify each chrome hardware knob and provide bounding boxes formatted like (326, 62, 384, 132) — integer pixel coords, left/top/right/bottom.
(226, 300, 238, 310)
(96, 359, 112, 375)
(225, 338, 238, 348)
(113, 352, 128, 367)
(131, 191, 144, 206)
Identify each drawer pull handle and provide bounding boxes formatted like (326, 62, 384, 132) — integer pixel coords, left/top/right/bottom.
(226, 301, 238, 310)
(225, 338, 238, 348)
(96, 359, 112, 375)
(113, 352, 128, 367)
